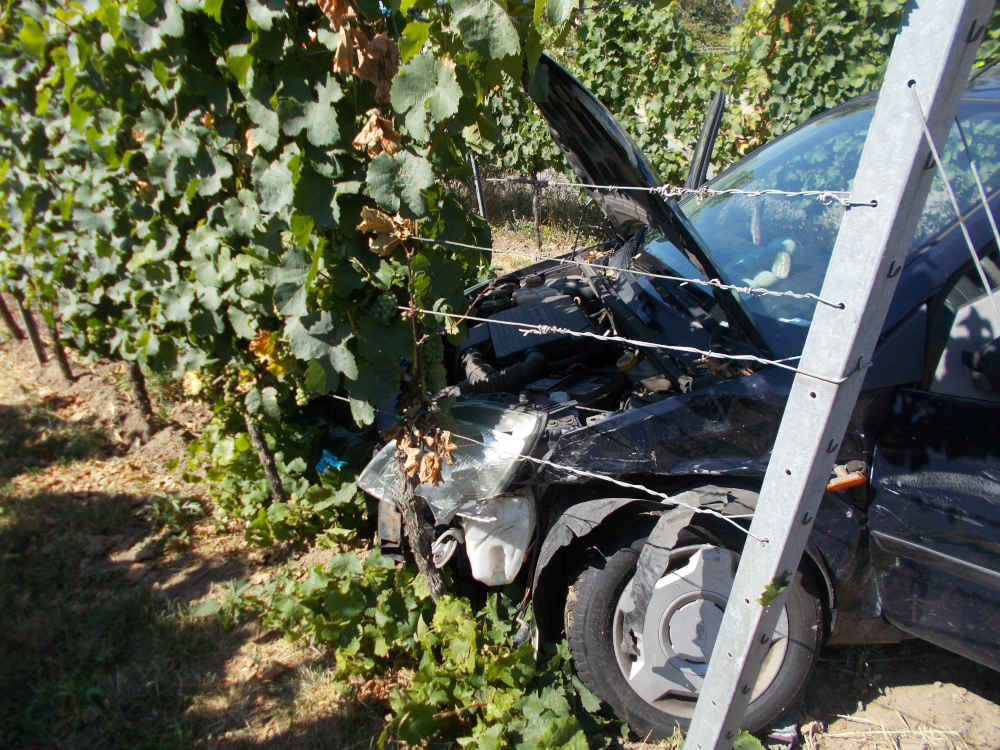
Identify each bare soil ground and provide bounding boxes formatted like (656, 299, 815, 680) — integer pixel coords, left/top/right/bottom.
(1, 313, 998, 750)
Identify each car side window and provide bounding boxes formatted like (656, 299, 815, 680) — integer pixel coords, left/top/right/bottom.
(928, 254, 1000, 401)
(914, 104, 1000, 249)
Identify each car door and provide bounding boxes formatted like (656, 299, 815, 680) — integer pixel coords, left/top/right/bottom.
(869, 277, 1000, 670)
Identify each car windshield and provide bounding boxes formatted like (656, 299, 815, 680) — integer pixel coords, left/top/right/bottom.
(640, 87, 1000, 356)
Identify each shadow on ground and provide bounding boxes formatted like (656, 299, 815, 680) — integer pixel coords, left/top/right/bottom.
(804, 639, 1000, 725)
(0, 483, 386, 749)
(0, 402, 116, 478)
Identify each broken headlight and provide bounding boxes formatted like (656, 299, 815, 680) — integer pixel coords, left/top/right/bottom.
(357, 400, 546, 525)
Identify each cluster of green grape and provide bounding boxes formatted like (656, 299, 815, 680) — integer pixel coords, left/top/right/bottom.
(374, 292, 400, 324)
(294, 384, 308, 407)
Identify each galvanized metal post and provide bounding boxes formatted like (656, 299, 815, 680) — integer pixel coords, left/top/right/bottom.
(469, 154, 488, 221)
(681, 2, 995, 749)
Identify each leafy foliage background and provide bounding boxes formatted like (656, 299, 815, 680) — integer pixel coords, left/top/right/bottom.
(490, 0, 1000, 184)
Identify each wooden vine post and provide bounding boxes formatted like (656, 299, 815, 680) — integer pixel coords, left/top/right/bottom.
(13, 290, 47, 365)
(0, 293, 25, 340)
(243, 413, 287, 504)
(532, 172, 543, 250)
(398, 475, 447, 601)
(126, 361, 156, 441)
(46, 313, 74, 384)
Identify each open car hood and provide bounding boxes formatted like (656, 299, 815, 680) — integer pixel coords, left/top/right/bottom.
(526, 55, 767, 351)
(526, 55, 665, 233)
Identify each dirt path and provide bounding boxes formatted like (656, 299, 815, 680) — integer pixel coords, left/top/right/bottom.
(800, 642, 1000, 750)
(1, 317, 998, 750)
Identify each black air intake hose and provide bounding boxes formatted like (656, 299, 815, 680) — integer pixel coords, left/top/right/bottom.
(435, 349, 547, 399)
(461, 349, 546, 393)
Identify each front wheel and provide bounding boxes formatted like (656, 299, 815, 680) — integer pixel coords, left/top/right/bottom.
(564, 526, 822, 738)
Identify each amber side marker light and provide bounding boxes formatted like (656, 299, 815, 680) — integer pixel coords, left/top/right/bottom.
(826, 462, 868, 492)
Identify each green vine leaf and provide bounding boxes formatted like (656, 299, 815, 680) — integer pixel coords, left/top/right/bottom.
(252, 147, 299, 214)
(534, 0, 572, 28)
(246, 0, 286, 31)
(390, 52, 461, 142)
(17, 16, 47, 58)
(733, 730, 767, 750)
(756, 571, 791, 607)
(285, 76, 344, 148)
(450, 0, 520, 61)
(222, 190, 261, 236)
(398, 21, 431, 63)
(366, 151, 433, 218)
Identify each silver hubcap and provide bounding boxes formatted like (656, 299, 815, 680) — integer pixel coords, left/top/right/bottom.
(612, 545, 790, 717)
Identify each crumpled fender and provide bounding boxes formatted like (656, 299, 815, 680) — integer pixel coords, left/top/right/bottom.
(619, 505, 697, 657)
(531, 487, 836, 645)
(532, 497, 662, 643)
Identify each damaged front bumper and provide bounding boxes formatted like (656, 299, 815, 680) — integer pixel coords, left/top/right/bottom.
(357, 400, 545, 585)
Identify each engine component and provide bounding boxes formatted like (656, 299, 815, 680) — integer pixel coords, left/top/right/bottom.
(487, 294, 594, 360)
(431, 528, 465, 568)
(458, 492, 537, 586)
(458, 348, 547, 394)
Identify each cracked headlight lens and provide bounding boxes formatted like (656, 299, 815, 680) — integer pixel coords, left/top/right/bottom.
(357, 401, 546, 525)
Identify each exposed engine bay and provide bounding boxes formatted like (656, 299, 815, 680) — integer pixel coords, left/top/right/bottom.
(359, 240, 768, 588)
(441, 242, 756, 421)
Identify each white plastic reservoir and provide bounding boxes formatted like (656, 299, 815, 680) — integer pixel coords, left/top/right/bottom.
(458, 493, 537, 586)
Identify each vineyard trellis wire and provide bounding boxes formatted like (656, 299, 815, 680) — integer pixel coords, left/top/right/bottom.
(402, 305, 861, 384)
(485, 175, 878, 210)
(410, 235, 849, 308)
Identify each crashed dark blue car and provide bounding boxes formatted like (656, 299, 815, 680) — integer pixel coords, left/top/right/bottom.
(359, 57, 1000, 737)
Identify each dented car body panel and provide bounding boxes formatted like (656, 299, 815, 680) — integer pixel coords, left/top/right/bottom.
(542, 369, 789, 479)
(870, 388, 1000, 670)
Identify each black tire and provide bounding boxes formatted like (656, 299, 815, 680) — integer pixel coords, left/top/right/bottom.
(564, 526, 822, 738)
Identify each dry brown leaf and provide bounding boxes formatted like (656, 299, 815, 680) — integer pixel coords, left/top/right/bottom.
(352, 107, 401, 157)
(356, 205, 396, 235)
(369, 233, 402, 256)
(399, 436, 423, 477)
(317, 0, 355, 29)
(356, 32, 399, 103)
(439, 430, 458, 466)
(350, 25, 370, 56)
(356, 206, 411, 257)
(418, 451, 441, 485)
(332, 25, 353, 74)
(395, 427, 453, 485)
